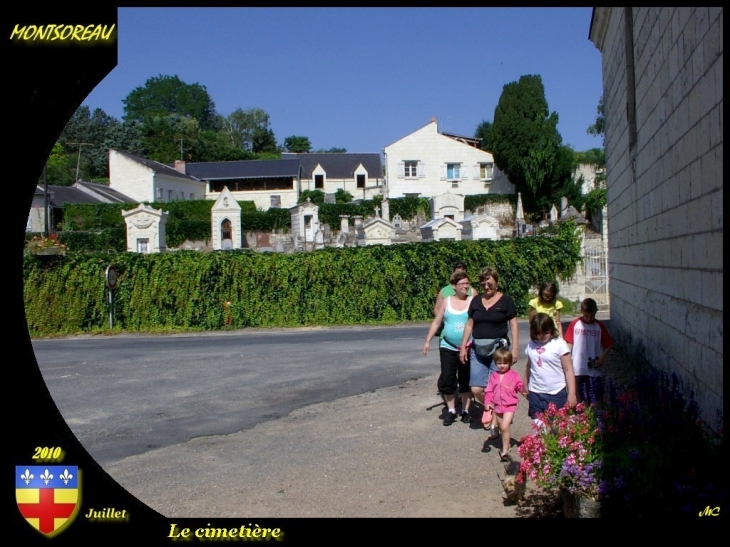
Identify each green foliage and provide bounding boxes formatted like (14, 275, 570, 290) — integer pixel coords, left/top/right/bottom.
(313, 147, 347, 153)
(241, 209, 291, 232)
(24, 222, 582, 336)
(473, 120, 493, 151)
(55, 228, 127, 253)
(284, 135, 312, 153)
(61, 200, 263, 251)
(335, 188, 353, 204)
(54, 106, 144, 182)
(220, 108, 273, 152)
(41, 143, 75, 186)
(298, 189, 325, 205)
(489, 74, 565, 215)
(584, 187, 607, 214)
(575, 147, 605, 168)
(587, 96, 605, 143)
(123, 74, 217, 131)
(140, 114, 201, 165)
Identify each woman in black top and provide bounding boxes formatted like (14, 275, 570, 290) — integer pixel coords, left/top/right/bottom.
(459, 267, 519, 436)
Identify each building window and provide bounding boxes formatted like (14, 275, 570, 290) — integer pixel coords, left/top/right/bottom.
(480, 162, 494, 180)
(447, 163, 461, 180)
(315, 174, 324, 189)
(137, 238, 149, 253)
(156, 187, 163, 200)
(404, 161, 418, 178)
(189, 193, 195, 200)
(168, 189, 173, 202)
(357, 174, 366, 188)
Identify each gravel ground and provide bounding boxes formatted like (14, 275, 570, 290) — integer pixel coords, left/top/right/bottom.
(102, 313, 638, 518)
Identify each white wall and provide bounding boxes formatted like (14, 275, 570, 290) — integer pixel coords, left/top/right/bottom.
(154, 174, 206, 203)
(109, 150, 154, 203)
(592, 7, 723, 432)
(384, 121, 515, 198)
(207, 189, 299, 211)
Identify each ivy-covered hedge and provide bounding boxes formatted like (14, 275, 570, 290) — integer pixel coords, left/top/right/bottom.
(23, 222, 582, 336)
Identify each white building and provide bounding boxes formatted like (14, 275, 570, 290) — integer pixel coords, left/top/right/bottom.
(383, 120, 515, 199)
(109, 149, 207, 204)
(590, 7, 723, 433)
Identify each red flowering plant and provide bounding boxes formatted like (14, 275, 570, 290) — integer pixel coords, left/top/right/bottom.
(25, 233, 67, 255)
(517, 402, 605, 500)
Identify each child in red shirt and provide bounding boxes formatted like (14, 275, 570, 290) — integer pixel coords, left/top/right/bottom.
(564, 298, 614, 404)
(484, 347, 526, 461)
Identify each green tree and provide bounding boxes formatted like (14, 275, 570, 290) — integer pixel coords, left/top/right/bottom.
(313, 147, 347, 153)
(551, 144, 584, 213)
(587, 96, 605, 143)
(221, 108, 274, 152)
(41, 142, 75, 186)
(284, 135, 312, 153)
(474, 120, 493, 151)
(190, 131, 256, 162)
(56, 106, 144, 182)
(489, 74, 563, 214)
(585, 96, 607, 189)
(140, 114, 202, 164)
(252, 126, 279, 155)
(122, 74, 217, 131)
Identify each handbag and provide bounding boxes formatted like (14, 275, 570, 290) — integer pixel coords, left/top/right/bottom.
(472, 337, 509, 358)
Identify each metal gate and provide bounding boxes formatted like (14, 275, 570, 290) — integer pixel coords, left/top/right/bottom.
(584, 239, 609, 307)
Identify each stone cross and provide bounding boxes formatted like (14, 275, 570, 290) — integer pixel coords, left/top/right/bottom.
(374, 206, 380, 217)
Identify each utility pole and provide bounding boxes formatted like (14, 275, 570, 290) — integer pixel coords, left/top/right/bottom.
(68, 142, 92, 182)
(43, 164, 49, 237)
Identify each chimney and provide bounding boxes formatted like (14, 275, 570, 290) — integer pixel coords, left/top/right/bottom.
(174, 160, 186, 174)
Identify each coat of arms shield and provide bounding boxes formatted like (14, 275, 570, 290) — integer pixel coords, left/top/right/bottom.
(16, 466, 80, 537)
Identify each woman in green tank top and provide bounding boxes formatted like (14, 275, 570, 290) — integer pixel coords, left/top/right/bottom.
(423, 270, 475, 426)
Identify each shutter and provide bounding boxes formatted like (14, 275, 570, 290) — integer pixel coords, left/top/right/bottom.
(461, 163, 469, 180)
(418, 162, 426, 178)
(440, 165, 447, 181)
(397, 162, 405, 178)
(473, 165, 480, 180)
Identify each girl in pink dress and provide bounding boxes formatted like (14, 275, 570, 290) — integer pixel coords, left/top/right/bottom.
(484, 347, 527, 461)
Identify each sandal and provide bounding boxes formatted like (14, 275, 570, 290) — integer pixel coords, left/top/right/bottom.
(500, 450, 510, 462)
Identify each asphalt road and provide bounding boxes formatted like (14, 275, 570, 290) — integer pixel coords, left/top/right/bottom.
(31, 321, 532, 467)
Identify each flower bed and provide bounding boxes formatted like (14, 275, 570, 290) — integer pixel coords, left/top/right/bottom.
(25, 234, 67, 255)
(516, 358, 724, 518)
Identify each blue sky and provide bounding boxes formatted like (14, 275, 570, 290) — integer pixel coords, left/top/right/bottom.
(82, 7, 604, 154)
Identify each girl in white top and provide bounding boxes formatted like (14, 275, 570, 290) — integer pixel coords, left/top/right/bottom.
(524, 313, 577, 425)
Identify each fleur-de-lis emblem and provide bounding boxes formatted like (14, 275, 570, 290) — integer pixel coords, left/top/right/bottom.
(60, 469, 74, 485)
(21, 469, 34, 485)
(40, 469, 53, 485)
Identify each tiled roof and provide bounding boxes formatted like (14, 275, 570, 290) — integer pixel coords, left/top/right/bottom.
(184, 159, 301, 180)
(74, 181, 136, 203)
(114, 150, 200, 181)
(36, 185, 103, 206)
(282, 153, 383, 180)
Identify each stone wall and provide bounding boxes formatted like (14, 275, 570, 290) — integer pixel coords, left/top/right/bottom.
(591, 8, 723, 432)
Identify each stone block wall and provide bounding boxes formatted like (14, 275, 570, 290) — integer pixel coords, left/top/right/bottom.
(592, 8, 723, 432)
